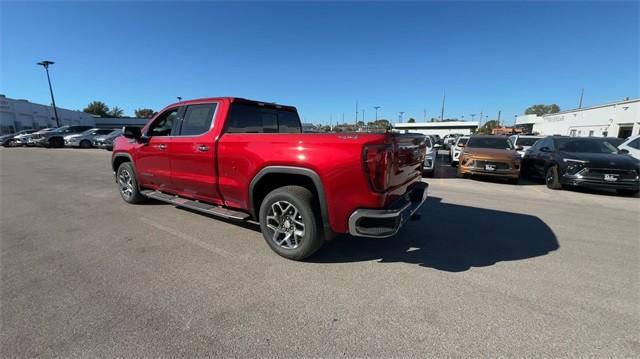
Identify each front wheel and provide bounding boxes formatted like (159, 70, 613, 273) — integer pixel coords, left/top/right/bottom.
(80, 140, 92, 148)
(48, 137, 64, 148)
(545, 166, 562, 189)
(117, 162, 146, 204)
(259, 186, 323, 260)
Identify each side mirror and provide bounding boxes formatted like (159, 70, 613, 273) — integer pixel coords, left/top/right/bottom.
(123, 126, 142, 140)
(619, 149, 629, 154)
(540, 146, 551, 153)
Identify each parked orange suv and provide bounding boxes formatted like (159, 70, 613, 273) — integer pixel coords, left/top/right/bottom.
(457, 135, 521, 184)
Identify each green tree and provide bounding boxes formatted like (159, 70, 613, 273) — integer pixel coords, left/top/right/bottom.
(135, 108, 156, 118)
(524, 104, 560, 116)
(407, 118, 416, 123)
(476, 120, 500, 134)
(108, 106, 124, 118)
(83, 101, 109, 117)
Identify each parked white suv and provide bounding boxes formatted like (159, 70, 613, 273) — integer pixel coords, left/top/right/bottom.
(449, 136, 469, 166)
(422, 135, 436, 177)
(509, 135, 542, 157)
(618, 135, 640, 160)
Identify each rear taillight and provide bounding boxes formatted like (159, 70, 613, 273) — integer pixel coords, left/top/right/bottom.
(363, 144, 393, 193)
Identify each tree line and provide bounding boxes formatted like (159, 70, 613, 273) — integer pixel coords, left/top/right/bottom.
(82, 101, 156, 119)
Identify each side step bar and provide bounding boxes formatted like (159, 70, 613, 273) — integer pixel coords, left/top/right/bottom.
(141, 190, 250, 221)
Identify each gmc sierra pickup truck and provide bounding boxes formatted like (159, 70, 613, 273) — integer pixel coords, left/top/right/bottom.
(112, 97, 428, 260)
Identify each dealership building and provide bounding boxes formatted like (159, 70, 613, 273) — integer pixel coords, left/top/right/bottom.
(515, 98, 639, 138)
(0, 94, 148, 134)
(394, 120, 479, 137)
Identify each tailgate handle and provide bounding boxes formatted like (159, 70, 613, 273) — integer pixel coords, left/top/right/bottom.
(197, 145, 209, 152)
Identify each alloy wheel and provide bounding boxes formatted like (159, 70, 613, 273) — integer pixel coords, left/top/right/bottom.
(118, 168, 134, 199)
(265, 200, 305, 249)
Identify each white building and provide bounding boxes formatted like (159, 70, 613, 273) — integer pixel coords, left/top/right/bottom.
(0, 94, 96, 134)
(394, 121, 479, 137)
(0, 94, 148, 134)
(515, 98, 639, 138)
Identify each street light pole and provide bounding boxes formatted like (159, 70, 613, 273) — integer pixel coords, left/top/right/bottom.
(373, 106, 380, 122)
(36, 60, 60, 127)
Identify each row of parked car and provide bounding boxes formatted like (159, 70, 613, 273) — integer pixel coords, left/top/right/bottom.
(423, 133, 640, 196)
(0, 126, 124, 150)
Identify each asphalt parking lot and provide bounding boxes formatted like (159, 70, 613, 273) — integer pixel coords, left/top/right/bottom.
(1, 148, 638, 357)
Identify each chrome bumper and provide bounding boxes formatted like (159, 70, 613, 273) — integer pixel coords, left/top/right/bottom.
(348, 181, 428, 238)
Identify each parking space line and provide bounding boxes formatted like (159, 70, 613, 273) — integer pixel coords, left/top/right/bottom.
(139, 217, 234, 259)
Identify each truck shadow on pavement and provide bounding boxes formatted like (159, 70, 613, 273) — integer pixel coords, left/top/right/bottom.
(310, 196, 559, 272)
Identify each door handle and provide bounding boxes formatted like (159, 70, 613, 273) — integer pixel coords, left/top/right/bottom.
(197, 145, 209, 152)
(158, 144, 167, 150)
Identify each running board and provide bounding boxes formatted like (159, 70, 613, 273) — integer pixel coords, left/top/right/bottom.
(141, 190, 250, 221)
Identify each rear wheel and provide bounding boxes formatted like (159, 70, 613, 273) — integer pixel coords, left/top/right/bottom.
(80, 139, 92, 148)
(259, 186, 323, 260)
(545, 166, 562, 189)
(49, 137, 64, 148)
(117, 162, 146, 204)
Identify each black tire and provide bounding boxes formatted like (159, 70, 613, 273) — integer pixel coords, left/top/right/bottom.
(616, 189, 639, 196)
(259, 185, 323, 260)
(79, 140, 92, 148)
(116, 162, 146, 204)
(545, 166, 562, 190)
(48, 137, 64, 148)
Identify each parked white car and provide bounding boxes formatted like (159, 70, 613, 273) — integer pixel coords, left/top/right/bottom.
(618, 135, 640, 160)
(423, 135, 437, 177)
(449, 136, 469, 166)
(509, 135, 542, 157)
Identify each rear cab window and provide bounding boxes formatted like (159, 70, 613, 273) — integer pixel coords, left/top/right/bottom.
(226, 101, 302, 134)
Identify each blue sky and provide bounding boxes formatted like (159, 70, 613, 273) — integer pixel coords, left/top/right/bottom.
(1, 1, 638, 125)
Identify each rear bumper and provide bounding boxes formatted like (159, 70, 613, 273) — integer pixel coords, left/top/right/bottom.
(348, 181, 428, 238)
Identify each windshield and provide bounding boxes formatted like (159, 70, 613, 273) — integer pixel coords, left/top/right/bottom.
(106, 129, 123, 138)
(515, 137, 541, 147)
(81, 128, 99, 135)
(51, 126, 70, 133)
(557, 139, 618, 154)
(467, 137, 514, 149)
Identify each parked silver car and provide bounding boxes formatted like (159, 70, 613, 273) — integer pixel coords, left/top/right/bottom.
(422, 135, 437, 177)
(93, 128, 123, 151)
(30, 125, 94, 148)
(64, 128, 116, 148)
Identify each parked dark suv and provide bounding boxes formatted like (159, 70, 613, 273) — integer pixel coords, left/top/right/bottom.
(522, 136, 640, 196)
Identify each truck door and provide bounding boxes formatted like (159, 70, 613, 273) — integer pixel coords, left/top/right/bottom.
(136, 107, 181, 190)
(168, 102, 222, 204)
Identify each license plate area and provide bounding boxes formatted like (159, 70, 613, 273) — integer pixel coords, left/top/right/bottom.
(485, 164, 496, 171)
(604, 174, 619, 182)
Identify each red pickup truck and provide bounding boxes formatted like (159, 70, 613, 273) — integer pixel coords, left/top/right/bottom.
(112, 97, 428, 260)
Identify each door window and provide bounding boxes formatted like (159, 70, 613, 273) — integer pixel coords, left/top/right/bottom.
(147, 108, 180, 136)
(179, 104, 217, 136)
(226, 102, 301, 133)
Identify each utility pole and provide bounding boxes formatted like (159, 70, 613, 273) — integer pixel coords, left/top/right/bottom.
(36, 60, 60, 127)
(398, 111, 404, 124)
(423, 108, 427, 122)
(479, 110, 483, 129)
(578, 88, 584, 109)
(497, 110, 501, 127)
(440, 90, 446, 121)
(355, 101, 359, 125)
(373, 106, 381, 122)
(362, 109, 365, 124)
